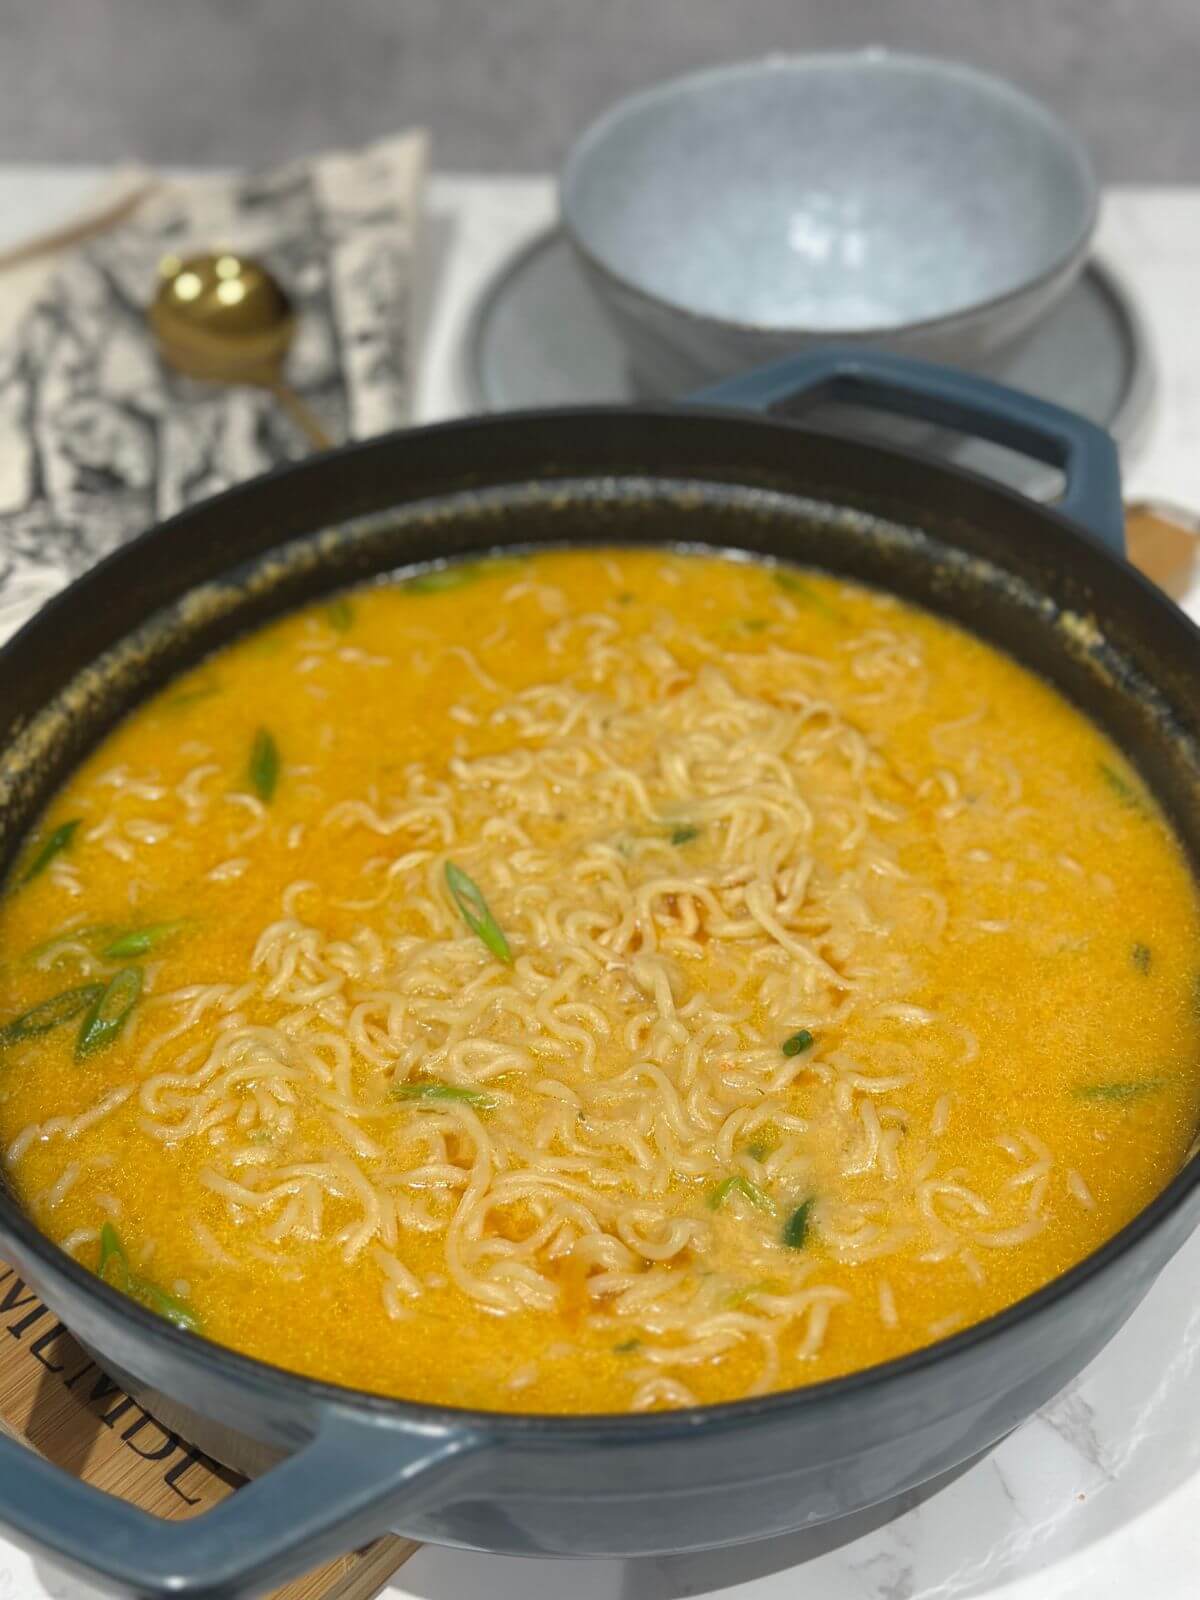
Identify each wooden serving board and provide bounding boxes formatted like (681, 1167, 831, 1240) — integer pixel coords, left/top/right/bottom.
(0, 1258, 420, 1599)
(1125, 500, 1200, 598)
(1126, 496, 1200, 598)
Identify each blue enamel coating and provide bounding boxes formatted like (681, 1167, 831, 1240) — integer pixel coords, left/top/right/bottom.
(693, 348, 1125, 554)
(0, 1415, 476, 1598)
(0, 383, 1188, 1599)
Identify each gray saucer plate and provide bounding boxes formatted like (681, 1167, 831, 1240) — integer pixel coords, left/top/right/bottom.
(465, 227, 1155, 503)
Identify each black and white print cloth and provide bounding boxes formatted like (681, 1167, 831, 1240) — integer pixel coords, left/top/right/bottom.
(0, 132, 426, 641)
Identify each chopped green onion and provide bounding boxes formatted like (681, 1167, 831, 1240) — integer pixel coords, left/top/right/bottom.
(742, 1124, 779, 1163)
(18, 820, 81, 885)
(134, 1279, 201, 1333)
(444, 861, 512, 963)
(22, 924, 119, 966)
(613, 1337, 641, 1353)
(782, 1198, 815, 1250)
(668, 824, 700, 846)
(1132, 942, 1152, 974)
(97, 1221, 128, 1286)
(1097, 760, 1148, 814)
(23, 920, 189, 965)
(406, 564, 480, 593)
(248, 728, 280, 803)
(405, 557, 526, 593)
(164, 678, 222, 711)
(725, 1277, 785, 1309)
(392, 1078, 494, 1108)
(75, 967, 142, 1059)
(708, 1175, 775, 1215)
(0, 982, 104, 1048)
(101, 920, 190, 960)
(1074, 1078, 1165, 1103)
(773, 571, 838, 619)
(325, 597, 354, 631)
(615, 592, 634, 606)
(97, 1223, 199, 1333)
(782, 1029, 814, 1057)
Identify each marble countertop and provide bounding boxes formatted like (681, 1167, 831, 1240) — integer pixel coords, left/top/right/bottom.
(0, 169, 1198, 1600)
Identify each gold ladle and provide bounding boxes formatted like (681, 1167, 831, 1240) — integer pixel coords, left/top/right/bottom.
(149, 252, 332, 451)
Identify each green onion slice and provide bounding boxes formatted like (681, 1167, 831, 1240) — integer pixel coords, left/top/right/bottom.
(1097, 760, 1148, 814)
(164, 679, 222, 711)
(782, 1198, 815, 1249)
(134, 1279, 201, 1333)
(726, 1277, 786, 1308)
(18, 820, 81, 885)
(76, 967, 143, 1059)
(23, 924, 119, 965)
(392, 1078, 494, 1108)
(405, 557, 526, 594)
(248, 728, 280, 803)
(98, 1221, 129, 1287)
(1074, 1079, 1165, 1103)
(773, 571, 838, 619)
(708, 1175, 775, 1214)
(782, 1029, 814, 1057)
(444, 861, 512, 963)
(405, 564, 481, 593)
(0, 982, 104, 1048)
(102, 920, 190, 960)
(97, 1223, 199, 1332)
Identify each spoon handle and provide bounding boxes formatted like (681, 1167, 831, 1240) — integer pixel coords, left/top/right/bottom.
(267, 379, 334, 452)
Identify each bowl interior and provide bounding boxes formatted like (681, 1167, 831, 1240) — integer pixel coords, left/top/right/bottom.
(561, 54, 1098, 333)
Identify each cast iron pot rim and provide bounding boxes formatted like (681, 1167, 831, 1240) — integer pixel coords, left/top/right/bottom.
(1, 402, 1196, 1446)
(559, 51, 1100, 342)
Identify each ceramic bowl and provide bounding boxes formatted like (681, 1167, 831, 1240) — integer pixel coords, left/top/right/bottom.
(560, 53, 1099, 393)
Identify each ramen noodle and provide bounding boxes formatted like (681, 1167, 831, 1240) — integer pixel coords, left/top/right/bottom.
(0, 548, 1197, 1413)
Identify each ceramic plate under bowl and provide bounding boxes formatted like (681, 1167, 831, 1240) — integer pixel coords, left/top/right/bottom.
(465, 228, 1154, 502)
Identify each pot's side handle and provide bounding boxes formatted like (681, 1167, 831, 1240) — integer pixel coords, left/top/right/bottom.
(691, 348, 1125, 557)
(0, 1408, 478, 1599)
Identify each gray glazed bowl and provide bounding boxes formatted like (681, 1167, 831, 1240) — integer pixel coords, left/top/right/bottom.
(560, 53, 1099, 394)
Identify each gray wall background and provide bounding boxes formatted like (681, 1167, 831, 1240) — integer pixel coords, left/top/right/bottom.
(5, 0, 1198, 179)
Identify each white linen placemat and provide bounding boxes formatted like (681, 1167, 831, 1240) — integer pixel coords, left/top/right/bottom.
(0, 131, 426, 641)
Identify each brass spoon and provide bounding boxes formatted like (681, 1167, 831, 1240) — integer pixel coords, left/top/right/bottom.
(149, 252, 332, 451)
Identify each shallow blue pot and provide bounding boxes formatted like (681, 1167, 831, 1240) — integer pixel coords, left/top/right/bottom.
(0, 352, 1193, 1598)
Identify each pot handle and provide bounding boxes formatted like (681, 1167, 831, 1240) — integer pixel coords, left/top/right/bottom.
(0, 1406, 478, 1598)
(691, 348, 1126, 556)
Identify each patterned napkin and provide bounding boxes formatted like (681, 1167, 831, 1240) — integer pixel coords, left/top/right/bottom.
(0, 131, 427, 641)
